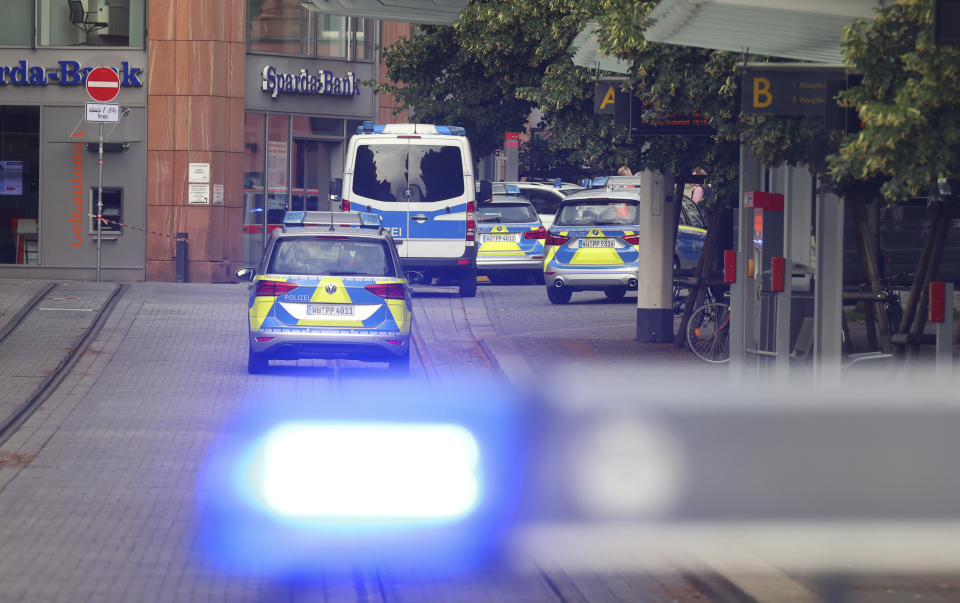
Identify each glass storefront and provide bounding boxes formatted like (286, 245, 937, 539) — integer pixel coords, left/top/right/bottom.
(0, 1, 146, 47)
(0, 107, 40, 265)
(243, 112, 361, 266)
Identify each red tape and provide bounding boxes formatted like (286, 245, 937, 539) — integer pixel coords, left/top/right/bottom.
(89, 214, 182, 239)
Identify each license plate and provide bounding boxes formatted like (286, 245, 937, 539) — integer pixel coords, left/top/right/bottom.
(483, 234, 518, 243)
(579, 239, 615, 248)
(307, 304, 355, 316)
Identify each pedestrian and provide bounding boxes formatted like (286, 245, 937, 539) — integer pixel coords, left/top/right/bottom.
(617, 165, 633, 176)
(691, 168, 709, 204)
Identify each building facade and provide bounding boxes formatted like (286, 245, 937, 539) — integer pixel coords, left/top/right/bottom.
(0, 0, 389, 282)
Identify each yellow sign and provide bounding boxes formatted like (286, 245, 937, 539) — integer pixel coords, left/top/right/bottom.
(752, 77, 772, 109)
(600, 85, 616, 110)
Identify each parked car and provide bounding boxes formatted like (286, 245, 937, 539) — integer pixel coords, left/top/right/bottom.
(476, 188, 546, 283)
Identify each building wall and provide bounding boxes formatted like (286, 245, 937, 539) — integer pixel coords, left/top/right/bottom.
(145, 0, 247, 282)
(377, 22, 413, 124)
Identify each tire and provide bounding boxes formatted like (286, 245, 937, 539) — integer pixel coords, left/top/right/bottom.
(247, 346, 268, 374)
(458, 267, 478, 297)
(547, 286, 572, 305)
(389, 353, 410, 376)
(604, 286, 627, 300)
(686, 302, 731, 363)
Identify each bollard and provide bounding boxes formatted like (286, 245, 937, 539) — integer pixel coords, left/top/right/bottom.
(176, 232, 189, 283)
(929, 281, 954, 380)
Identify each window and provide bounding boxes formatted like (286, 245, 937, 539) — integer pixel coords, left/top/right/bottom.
(0, 106, 40, 265)
(89, 187, 123, 234)
(243, 113, 266, 265)
(352, 144, 464, 203)
(0, 3, 33, 45)
(249, 0, 375, 59)
(556, 201, 639, 227)
(269, 238, 393, 276)
(39, 0, 145, 47)
(477, 203, 538, 223)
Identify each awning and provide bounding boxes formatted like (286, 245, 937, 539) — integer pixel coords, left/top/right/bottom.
(570, 20, 632, 74)
(301, 0, 467, 25)
(643, 0, 883, 63)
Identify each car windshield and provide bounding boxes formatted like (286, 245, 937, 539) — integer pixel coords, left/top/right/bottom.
(555, 201, 639, 226)
(352, 143, 465, 203)
(268, 237, 393, 276)
(478, 203, 538, 223)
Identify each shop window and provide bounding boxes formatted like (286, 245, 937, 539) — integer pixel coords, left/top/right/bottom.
(39, 0, 145, 47)
(0, 106, 40, 265)
(243, 113, 266, 266)
(0, 3, 33, 45)
(89, 187, 122, 235)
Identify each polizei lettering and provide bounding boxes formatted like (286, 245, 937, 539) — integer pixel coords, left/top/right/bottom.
(261, 66, 361, 99)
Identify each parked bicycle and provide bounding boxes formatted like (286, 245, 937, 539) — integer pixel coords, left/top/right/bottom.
(686, 296, 730, 364)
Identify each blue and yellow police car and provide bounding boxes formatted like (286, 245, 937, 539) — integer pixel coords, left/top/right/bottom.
(235, 211, 412, 374)
(476, 185, 546, 283)
(543, 178, 707, 304)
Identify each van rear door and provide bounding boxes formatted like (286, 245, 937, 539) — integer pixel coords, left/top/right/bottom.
(349, 139, 411, 256)
(405, 141, 467, 260)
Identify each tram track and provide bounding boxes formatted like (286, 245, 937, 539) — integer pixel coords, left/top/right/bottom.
(0, 283, 124, 447)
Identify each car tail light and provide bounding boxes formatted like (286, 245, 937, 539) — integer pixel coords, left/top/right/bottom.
(341, 199, 350, 211)
(622, 233, 640, 245)
(524, 227, 547, 240)
(466, 200, 476, 242)
(546, 232, 569, 246)
(386, 339, 404, 345)
(364, 282, 406, 299)
(255, 280, 298, 297)
(255, 336, 274, 342)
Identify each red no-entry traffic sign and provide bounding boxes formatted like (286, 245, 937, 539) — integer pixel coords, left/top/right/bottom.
(85, 66, 120, 103)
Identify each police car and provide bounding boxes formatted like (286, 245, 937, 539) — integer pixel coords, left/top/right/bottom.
(476, 185, 546, 283)
(497, 179, 584, 229)
(543, 177, 707, 304)
(235, 211, 412, 374)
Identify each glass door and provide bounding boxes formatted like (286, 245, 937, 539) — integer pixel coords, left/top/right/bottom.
(292, 139, 333, 212)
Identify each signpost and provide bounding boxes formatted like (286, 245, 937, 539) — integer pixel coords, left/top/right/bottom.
(85, 66, 121, 282)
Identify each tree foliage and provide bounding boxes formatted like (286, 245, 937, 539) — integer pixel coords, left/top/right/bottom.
(829, 0, 960, 201)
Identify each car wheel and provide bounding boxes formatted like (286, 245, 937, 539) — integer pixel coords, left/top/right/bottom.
(547, 286, 572, 305)
(604, 286, 627, 300)
(247, 346, 268, 374)
(389, 353, 410, 376)
(459, 269, 478, 297)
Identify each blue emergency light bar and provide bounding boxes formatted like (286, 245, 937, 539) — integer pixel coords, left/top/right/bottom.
(282, 211, 382, 229)
(504, 184, 521, 195)
(590, 176, 609, 188)
(554, 177, 562, 188)
(357, 121, 467, 136)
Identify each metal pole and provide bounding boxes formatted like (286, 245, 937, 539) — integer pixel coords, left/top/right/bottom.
(96, 122, 103, 282)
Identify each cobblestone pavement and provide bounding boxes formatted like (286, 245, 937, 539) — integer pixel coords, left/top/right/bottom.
(0, 281, 706, 602)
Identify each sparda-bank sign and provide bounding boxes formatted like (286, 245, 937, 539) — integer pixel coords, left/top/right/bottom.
(0, 60, 143, 87)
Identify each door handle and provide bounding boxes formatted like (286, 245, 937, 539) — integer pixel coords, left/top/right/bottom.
(411, 214, 428, 223)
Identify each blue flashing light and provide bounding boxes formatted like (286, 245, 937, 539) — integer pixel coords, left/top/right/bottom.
(193, 379, 526, 577)
(361, 120, 374, 133)
(580, 178, 591, 188)
(591, 176, 609, 188)
(358, 212, 382, 227)
(554, 177, 562, 188)
(283, 211, 306, 225)
(258, 423, 479, 519)
(504, 184, 521, 196)
(435, 125, 452, 135)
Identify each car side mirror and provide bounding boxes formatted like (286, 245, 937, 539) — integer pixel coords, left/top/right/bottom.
(478, 180, 492, 203)
(235, 267, 255, 281)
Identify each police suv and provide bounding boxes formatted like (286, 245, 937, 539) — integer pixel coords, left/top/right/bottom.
(235, 211, 412, 374)
(331, 122, 492, 297)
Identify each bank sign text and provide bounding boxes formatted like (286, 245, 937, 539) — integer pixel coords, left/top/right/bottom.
(261, 65, 361, 99)
(0, 60, 143, 88)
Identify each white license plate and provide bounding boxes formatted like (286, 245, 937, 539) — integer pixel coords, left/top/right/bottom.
(307, 304, 355, 316)
(579, 239, 615, 248)
(483, 234, 518, 243)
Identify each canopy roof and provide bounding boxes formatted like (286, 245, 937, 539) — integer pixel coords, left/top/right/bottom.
(301, 0, 466, 26)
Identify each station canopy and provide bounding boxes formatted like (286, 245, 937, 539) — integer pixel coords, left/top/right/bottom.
(572, 0, 884, 71)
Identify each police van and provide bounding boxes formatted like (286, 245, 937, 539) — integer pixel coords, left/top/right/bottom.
(330, 122, 492, 297)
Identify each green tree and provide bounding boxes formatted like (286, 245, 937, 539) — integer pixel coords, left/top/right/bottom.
(829, 0, 960, 352)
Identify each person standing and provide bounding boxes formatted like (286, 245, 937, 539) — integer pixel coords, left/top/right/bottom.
(690, 167, 709, 204)
(617, 165, 633, 176)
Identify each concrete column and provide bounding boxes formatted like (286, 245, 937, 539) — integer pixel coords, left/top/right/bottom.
(814, 190, 845, 383)
(635, 170, 675, 342)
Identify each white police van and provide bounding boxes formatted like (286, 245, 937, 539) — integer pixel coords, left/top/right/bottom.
(331, 122, 492, 297)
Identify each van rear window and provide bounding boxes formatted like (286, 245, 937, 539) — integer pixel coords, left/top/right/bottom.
(353, 144, 465, 203)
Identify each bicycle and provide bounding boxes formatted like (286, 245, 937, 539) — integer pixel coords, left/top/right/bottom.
(686, 299, 731, 363)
